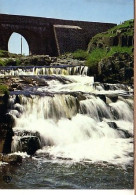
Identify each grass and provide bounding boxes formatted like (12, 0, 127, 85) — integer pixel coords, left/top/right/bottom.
(72, 46, 133, 68)
(0, 84, 8, 94)
(72, 49, 88, 60)
(107, 46, 133, 55)
(90, 19, 134, 44)
(86, 48, 106, 66)
(109, 19, 134, 32)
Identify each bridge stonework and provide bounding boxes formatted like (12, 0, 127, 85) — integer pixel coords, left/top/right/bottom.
(0, 14, 116, 56)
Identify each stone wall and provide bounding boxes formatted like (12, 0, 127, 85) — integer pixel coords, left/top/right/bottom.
(54, 25, 86, 55)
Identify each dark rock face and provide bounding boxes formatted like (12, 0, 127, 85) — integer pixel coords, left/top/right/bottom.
(18, 136, 41, 155)
(97, 94, 106, 103)
(107, 95, 118, 103)
(0, 153, 22, 164)
(0, 93, 15, 154)
(0, 124, 14, 154)
(96, 53, 133, 84)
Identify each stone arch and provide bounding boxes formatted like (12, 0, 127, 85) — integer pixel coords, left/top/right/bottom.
(8, 32, 29, 55)
(7, 29, 40, 55)
(0, 27, 46, 55)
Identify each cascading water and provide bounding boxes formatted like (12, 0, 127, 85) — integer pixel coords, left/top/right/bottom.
(0, 65, 88, 76)
(0, 65, 133, 189)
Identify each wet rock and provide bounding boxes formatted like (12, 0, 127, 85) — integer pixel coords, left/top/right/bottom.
(125, 67, 133, 79)
(0, 124, 14, 154)
(11, 83, 18, 89)
(107, 95, 118, 102)
(17, 85, 23, 90)
(15, 95, 21, 104)
(97, 94, 106, 103)
(117, 128, 132, 138)
(18, 136, 41, 155)
(75, 93, 86, 101)
(110, 107, 119, 120)
(4, 114, 15, 128)
(103, 84, 110, 90)
(107, 122, 118, 129)
(0, 153, 22, 164)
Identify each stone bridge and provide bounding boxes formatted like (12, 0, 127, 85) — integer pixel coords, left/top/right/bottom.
(0, 14, 116, 56)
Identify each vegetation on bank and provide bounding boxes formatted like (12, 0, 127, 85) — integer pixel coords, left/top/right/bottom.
(90, 19, 134, 42)
(71, 19, 134, 84)
(0, 84, 8, 94)
(72, 46, 133, 66)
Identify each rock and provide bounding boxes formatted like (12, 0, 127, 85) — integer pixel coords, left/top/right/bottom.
(107, 95, 118, 102)
(0, 124, 14, 154)
(117, 128, 132, 138)
(103, 84, 110, 90)
(17, 85, 23, 90)
(0, 153, 22, 164)
(97, 94, 106, 103)
(18, 136, 41, 155)
(4, 114, 15, 128)
(127, 36, 133, 46)
(110, 107, 119, 120)
(125, 67, 133, 79)
(15, 95, 21, 104)
(11, 83, 18, 89)
(107, 122, 118, 129)
(0, 153, 2, 161)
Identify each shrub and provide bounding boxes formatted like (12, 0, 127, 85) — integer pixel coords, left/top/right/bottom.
(0, 50, 9, 57)
(0, 59, 6, 66)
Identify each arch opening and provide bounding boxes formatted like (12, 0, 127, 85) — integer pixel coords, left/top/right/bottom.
(8, 32, 29, 56)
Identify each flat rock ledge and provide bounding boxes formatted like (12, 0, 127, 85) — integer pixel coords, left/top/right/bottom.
(0, 153, 22, 165)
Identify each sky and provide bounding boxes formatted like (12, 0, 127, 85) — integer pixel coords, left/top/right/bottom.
(0, 0, 134, 55)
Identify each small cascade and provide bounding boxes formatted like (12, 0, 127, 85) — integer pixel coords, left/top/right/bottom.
(80, 95, 112, 121)
(0, 65, 88, 76)
(9, 94, 79, 122)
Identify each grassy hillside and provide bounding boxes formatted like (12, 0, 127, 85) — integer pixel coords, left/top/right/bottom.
(72, 19, 134, 84)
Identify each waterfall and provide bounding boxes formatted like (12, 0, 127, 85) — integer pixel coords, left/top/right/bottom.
(0, 63, 132, 166)
(6, 71, 133, 166)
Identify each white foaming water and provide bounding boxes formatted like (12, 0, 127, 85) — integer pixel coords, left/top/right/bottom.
(3, 65, 132, 167)
(109, 100, 133, 122)
(36, 75, 94, 93)
(12, 112, 133, 165)
(80, 96, 112, 121)
(9, 74, 133, 166)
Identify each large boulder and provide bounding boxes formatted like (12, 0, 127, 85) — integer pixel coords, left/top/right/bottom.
(17, 136, 41, 155)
